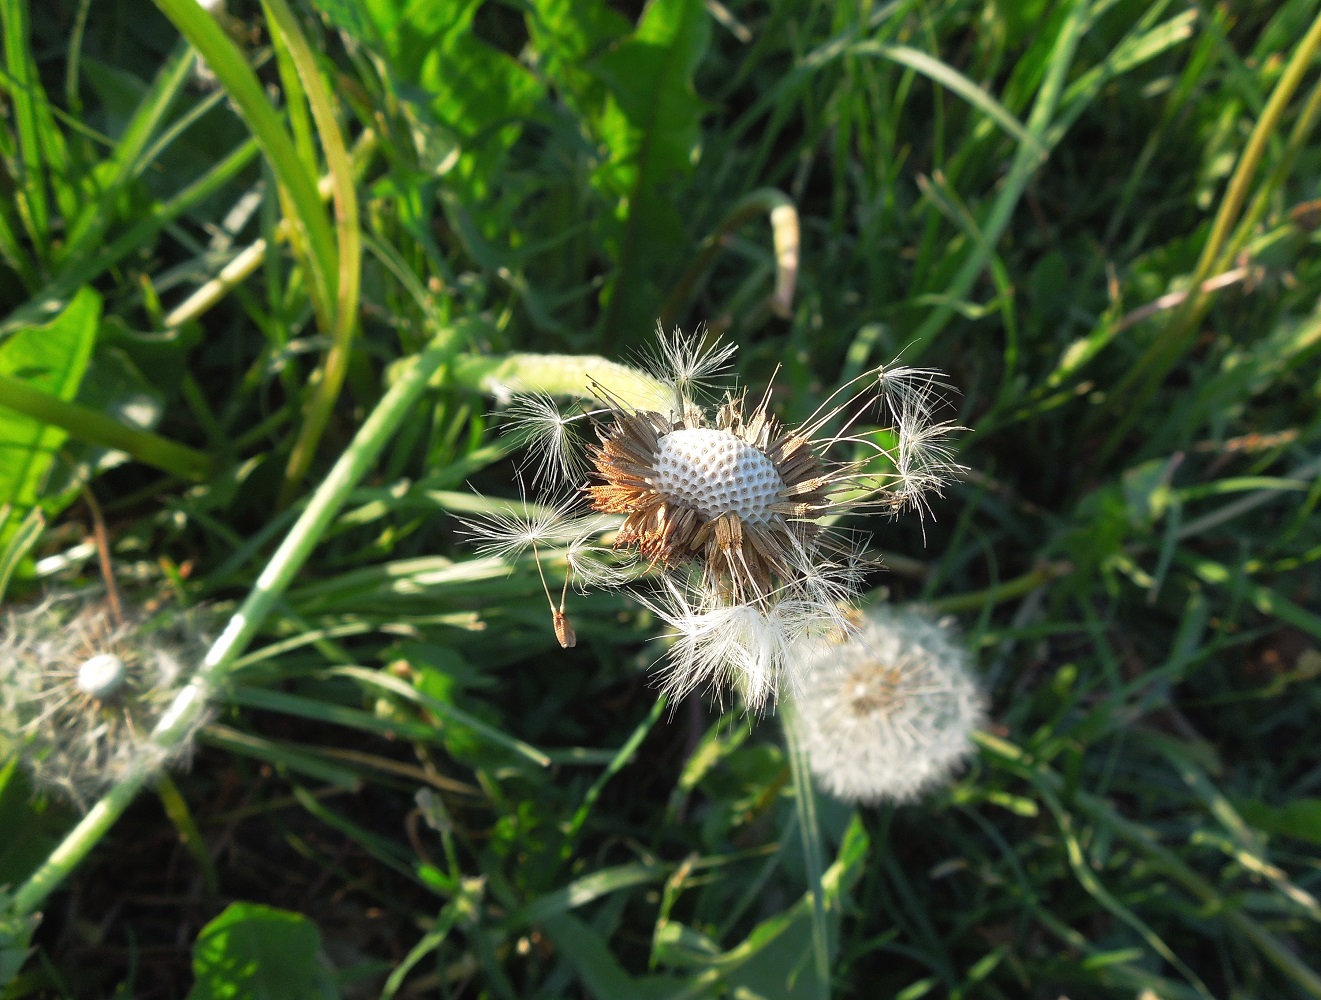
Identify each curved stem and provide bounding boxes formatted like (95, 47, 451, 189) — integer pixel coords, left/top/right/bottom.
(659, 188, 799, 328)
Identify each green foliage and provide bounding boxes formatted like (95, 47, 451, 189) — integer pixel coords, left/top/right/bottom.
(0, 0, 1319, 997)
(0, 289, 98, 554)
(185, 903, 337, 1000)
(591, 0, 710, 338)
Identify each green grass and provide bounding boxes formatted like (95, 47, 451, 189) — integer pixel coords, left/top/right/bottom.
(1, 0, 1320, 997)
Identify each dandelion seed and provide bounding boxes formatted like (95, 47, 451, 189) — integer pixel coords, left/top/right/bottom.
(458, 486, 599, 647)
(458, 488, 587, 562)
(503, 392, 592, 486)
(790, 604, 984, 803)
(0, 592, 209, 808)
(638, 323, 738, 411)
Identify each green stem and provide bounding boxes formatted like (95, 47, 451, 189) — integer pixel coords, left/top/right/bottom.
(0, 372, 215, 480)
(7, 324, 466, 919)
(926, 561, 1074, 614)
(781, 701, 831, 1000)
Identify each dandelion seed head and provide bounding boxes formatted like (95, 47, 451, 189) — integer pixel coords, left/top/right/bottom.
(0, 592, 209, 808)
(791, 604, 984, 803)
(463, 328, 967, 709)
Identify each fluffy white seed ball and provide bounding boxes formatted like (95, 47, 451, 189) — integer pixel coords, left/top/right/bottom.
(791, 604, 984, 803)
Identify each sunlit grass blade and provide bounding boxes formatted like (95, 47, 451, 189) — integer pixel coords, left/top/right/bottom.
(0, 0, 52, 264)
(153, 0, 338, 323)
(262, 0, 363, 502)
(0, 371, 215, 480)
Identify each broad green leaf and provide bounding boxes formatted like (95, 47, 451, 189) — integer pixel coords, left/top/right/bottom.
(185, 902, 338, 1000)
(591, 0, 710, 341)
(328, 0, 543, 209)
(527, 0, 631, 111)
(0, 286, 99, 555)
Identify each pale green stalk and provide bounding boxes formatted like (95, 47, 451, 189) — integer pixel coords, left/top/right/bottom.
(7, 325, 467, 918)
(0, 372, 215, 480)
(781, 701, 831, 1000)
(449, 351, 676, 413)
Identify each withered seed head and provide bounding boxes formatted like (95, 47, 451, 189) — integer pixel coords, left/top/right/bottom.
(467, 326, 966, 710)
(585, 398, 832, 604)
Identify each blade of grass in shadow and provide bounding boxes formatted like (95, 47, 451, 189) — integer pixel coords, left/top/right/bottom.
(60, 42, 197, 264)
(6, 320, 470, 920)
(328, 666, 551, 768)
(262, 0, 362, 504)
(904, 0, 1086, 358)
(561, 696, 667, 858)
(2, 138, 262, 335)
(202, 723, 363, 789)
(154, 0, 338, 323)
